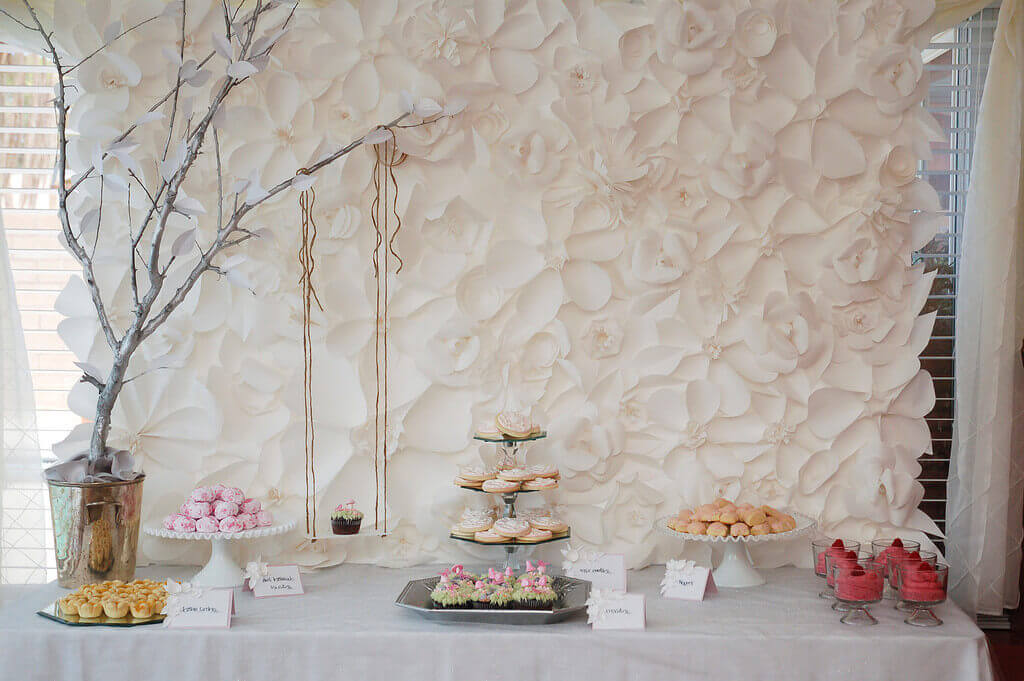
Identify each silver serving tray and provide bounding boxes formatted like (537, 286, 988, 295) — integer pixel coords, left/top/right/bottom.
(395, 575, 590, 625)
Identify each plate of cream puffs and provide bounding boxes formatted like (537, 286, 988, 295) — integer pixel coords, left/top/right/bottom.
(658, 498, 815, 543)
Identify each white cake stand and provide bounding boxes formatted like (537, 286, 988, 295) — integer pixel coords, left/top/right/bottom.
(145, 519, 296, 588)
(656, 512, 816, 588)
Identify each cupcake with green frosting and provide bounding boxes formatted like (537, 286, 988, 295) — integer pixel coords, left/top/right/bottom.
(488, 583, 516, 610)
(331, 500, 363, 535)
(431, 576, 472, 609)
(514, 574, 559, 610)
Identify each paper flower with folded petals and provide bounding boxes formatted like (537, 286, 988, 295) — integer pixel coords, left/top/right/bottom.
(733, 9, 778, 58)
(586, 589, 625, 624)
(856, 45, 924, 114)
(245, 557, 270, 589)
(661, 559, 699, 594)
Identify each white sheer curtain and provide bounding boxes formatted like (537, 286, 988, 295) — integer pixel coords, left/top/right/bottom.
(0, 207, 42, 582)
(946, 0, 1024, 617)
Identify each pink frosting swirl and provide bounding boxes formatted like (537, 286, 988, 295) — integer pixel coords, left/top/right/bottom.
(255, 510, 273, 527)
(171, 516, 197, 533)
(183, 501, 212, 519)
(238, 513, 257, 530)
(189, 486, 216, 503)
(219, 516, 244, 533)
(220, 487, 245, 505)
(195, 516, 219, 533)
(241, 498, 262, 514)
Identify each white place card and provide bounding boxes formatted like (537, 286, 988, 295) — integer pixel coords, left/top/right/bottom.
(586, 589, 646, 630)
(165, 587, 234, 629)
(252, 565, 304, 598)
(562, 545, 627, 592)
(660, 560, 717, 601)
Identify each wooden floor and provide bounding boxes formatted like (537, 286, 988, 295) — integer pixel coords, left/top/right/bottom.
(988, 630, 1024, 681)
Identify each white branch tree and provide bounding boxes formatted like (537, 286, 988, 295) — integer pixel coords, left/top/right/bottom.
(2, 0, 453, 468)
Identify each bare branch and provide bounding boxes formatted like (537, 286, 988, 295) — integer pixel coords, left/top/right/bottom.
(214, 128, 224, 233)
(0, 7, 35, 31)
(64, 14, 165, 76)
(79, 373, 104, 389)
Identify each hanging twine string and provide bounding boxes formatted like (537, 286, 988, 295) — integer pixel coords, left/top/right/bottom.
(298, 176, 323, 537)
(370, 129, 405, 535)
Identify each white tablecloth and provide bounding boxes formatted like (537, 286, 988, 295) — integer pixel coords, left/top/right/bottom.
(0, 566, 995, 681)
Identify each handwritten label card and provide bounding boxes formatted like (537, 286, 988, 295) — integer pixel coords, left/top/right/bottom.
(660, 560, 717, 601)
(586, 590, 646, 630)
(562, 546, 627, 592)
(166, 588, 234, 629)
(252, 565, 304, 598)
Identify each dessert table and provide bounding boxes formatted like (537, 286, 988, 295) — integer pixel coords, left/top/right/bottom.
(0, 565, 994, 681)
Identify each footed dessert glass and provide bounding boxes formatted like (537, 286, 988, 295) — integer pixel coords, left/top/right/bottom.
(832, 558, 885, 625)
(825, 550, 872, 612)
(896, 562, 949, 627)
(871, 538, 921, 599)
(891, 550, 937, 612)
(812, 538, 860, 600)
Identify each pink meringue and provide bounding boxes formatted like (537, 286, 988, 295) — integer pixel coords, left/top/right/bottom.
(241, 498, 262, 514)
(171, 516, 197, 533)
(163, 514, 184, 530)
(183, 501, 212, 519)
(219, 516, 244, 533)
(238, 513, 257, 530)
(220, 487, 245, 505)
(255, 510, 273, 527)
(213, 500, 240, 520)
(211, 483, 229, 500)
(189, 486, 216, 503)
(195, 516, 219, 533)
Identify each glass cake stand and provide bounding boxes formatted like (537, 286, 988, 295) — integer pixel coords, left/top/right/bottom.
(473, 431, 547, 469)
(145, 519, 296, 588)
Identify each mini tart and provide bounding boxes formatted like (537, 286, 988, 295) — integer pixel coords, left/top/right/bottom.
(130, 601, 154, 618)
(58, 598, 78, 616)
(454, 476, 483, 489)
(521, 478, 558, 491)
(458, 467, 495, 483)
(102, 600, 130, 619)
(529, 516, 568, 533)
(77, 601, 103, 619)
(492, 518, 531, 537)
(481, 478, 520, 493)
(497, 468, 534, 482)
(517, 528, 553, 543)
(473, 529, 507, 543)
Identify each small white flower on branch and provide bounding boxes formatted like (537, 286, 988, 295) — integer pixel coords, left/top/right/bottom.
(159, 141, 187, 182)
(241, 170, 270, 205)
(291, 173, 317, 192)
(212, 32, 233, 60)
(442, 98, 468, 116)
(170, 228, 197, 257)
(180, 60, 212, 87)
(227, 60, 258, 79)
(252, 28, 288, 55)
(134, 110, 165, 126)
(251, 227, 275, 243)
(78, 209, 100, 239)
(102, 21, 122, 44)
(90, 144, 105, 175)
(363, 126, 394, 145)
(173, 194, 206, 217)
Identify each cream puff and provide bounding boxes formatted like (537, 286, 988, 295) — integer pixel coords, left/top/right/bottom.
(707, 522, 729, 537)
(685, 520, 709, 535)
(730, 522, 751, 537)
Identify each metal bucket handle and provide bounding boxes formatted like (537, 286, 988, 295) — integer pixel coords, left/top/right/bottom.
(85, 500, 122, 524)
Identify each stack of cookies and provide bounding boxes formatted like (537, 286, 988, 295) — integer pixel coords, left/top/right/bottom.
(454, 464, 559, 493)
(57, 579, 168, 620)
(451, 514, 569, 544)
(474, 410, 543, 441)
(667, 498, 797, 537)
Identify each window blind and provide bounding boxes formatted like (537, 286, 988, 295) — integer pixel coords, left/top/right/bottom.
(916, 6, 998, 552)
(0, 44, 67, 584)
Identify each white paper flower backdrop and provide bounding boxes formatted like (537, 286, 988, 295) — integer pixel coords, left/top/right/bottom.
(54, 0, 942, 568)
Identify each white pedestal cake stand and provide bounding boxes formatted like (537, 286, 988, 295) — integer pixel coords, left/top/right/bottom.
(656, 512, 816, 588)
(145, 519, 296, 588)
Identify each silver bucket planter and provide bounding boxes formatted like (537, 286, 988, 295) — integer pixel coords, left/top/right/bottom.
(46, 475, 145, 588)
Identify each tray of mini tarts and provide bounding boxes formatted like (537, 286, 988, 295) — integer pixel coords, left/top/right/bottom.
(395, 574, 590, 625)
(449, 528, 570, 546)
(37, 600, 166, 627)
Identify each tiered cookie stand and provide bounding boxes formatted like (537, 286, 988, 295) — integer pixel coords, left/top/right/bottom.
(451, 432, 570, 570)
